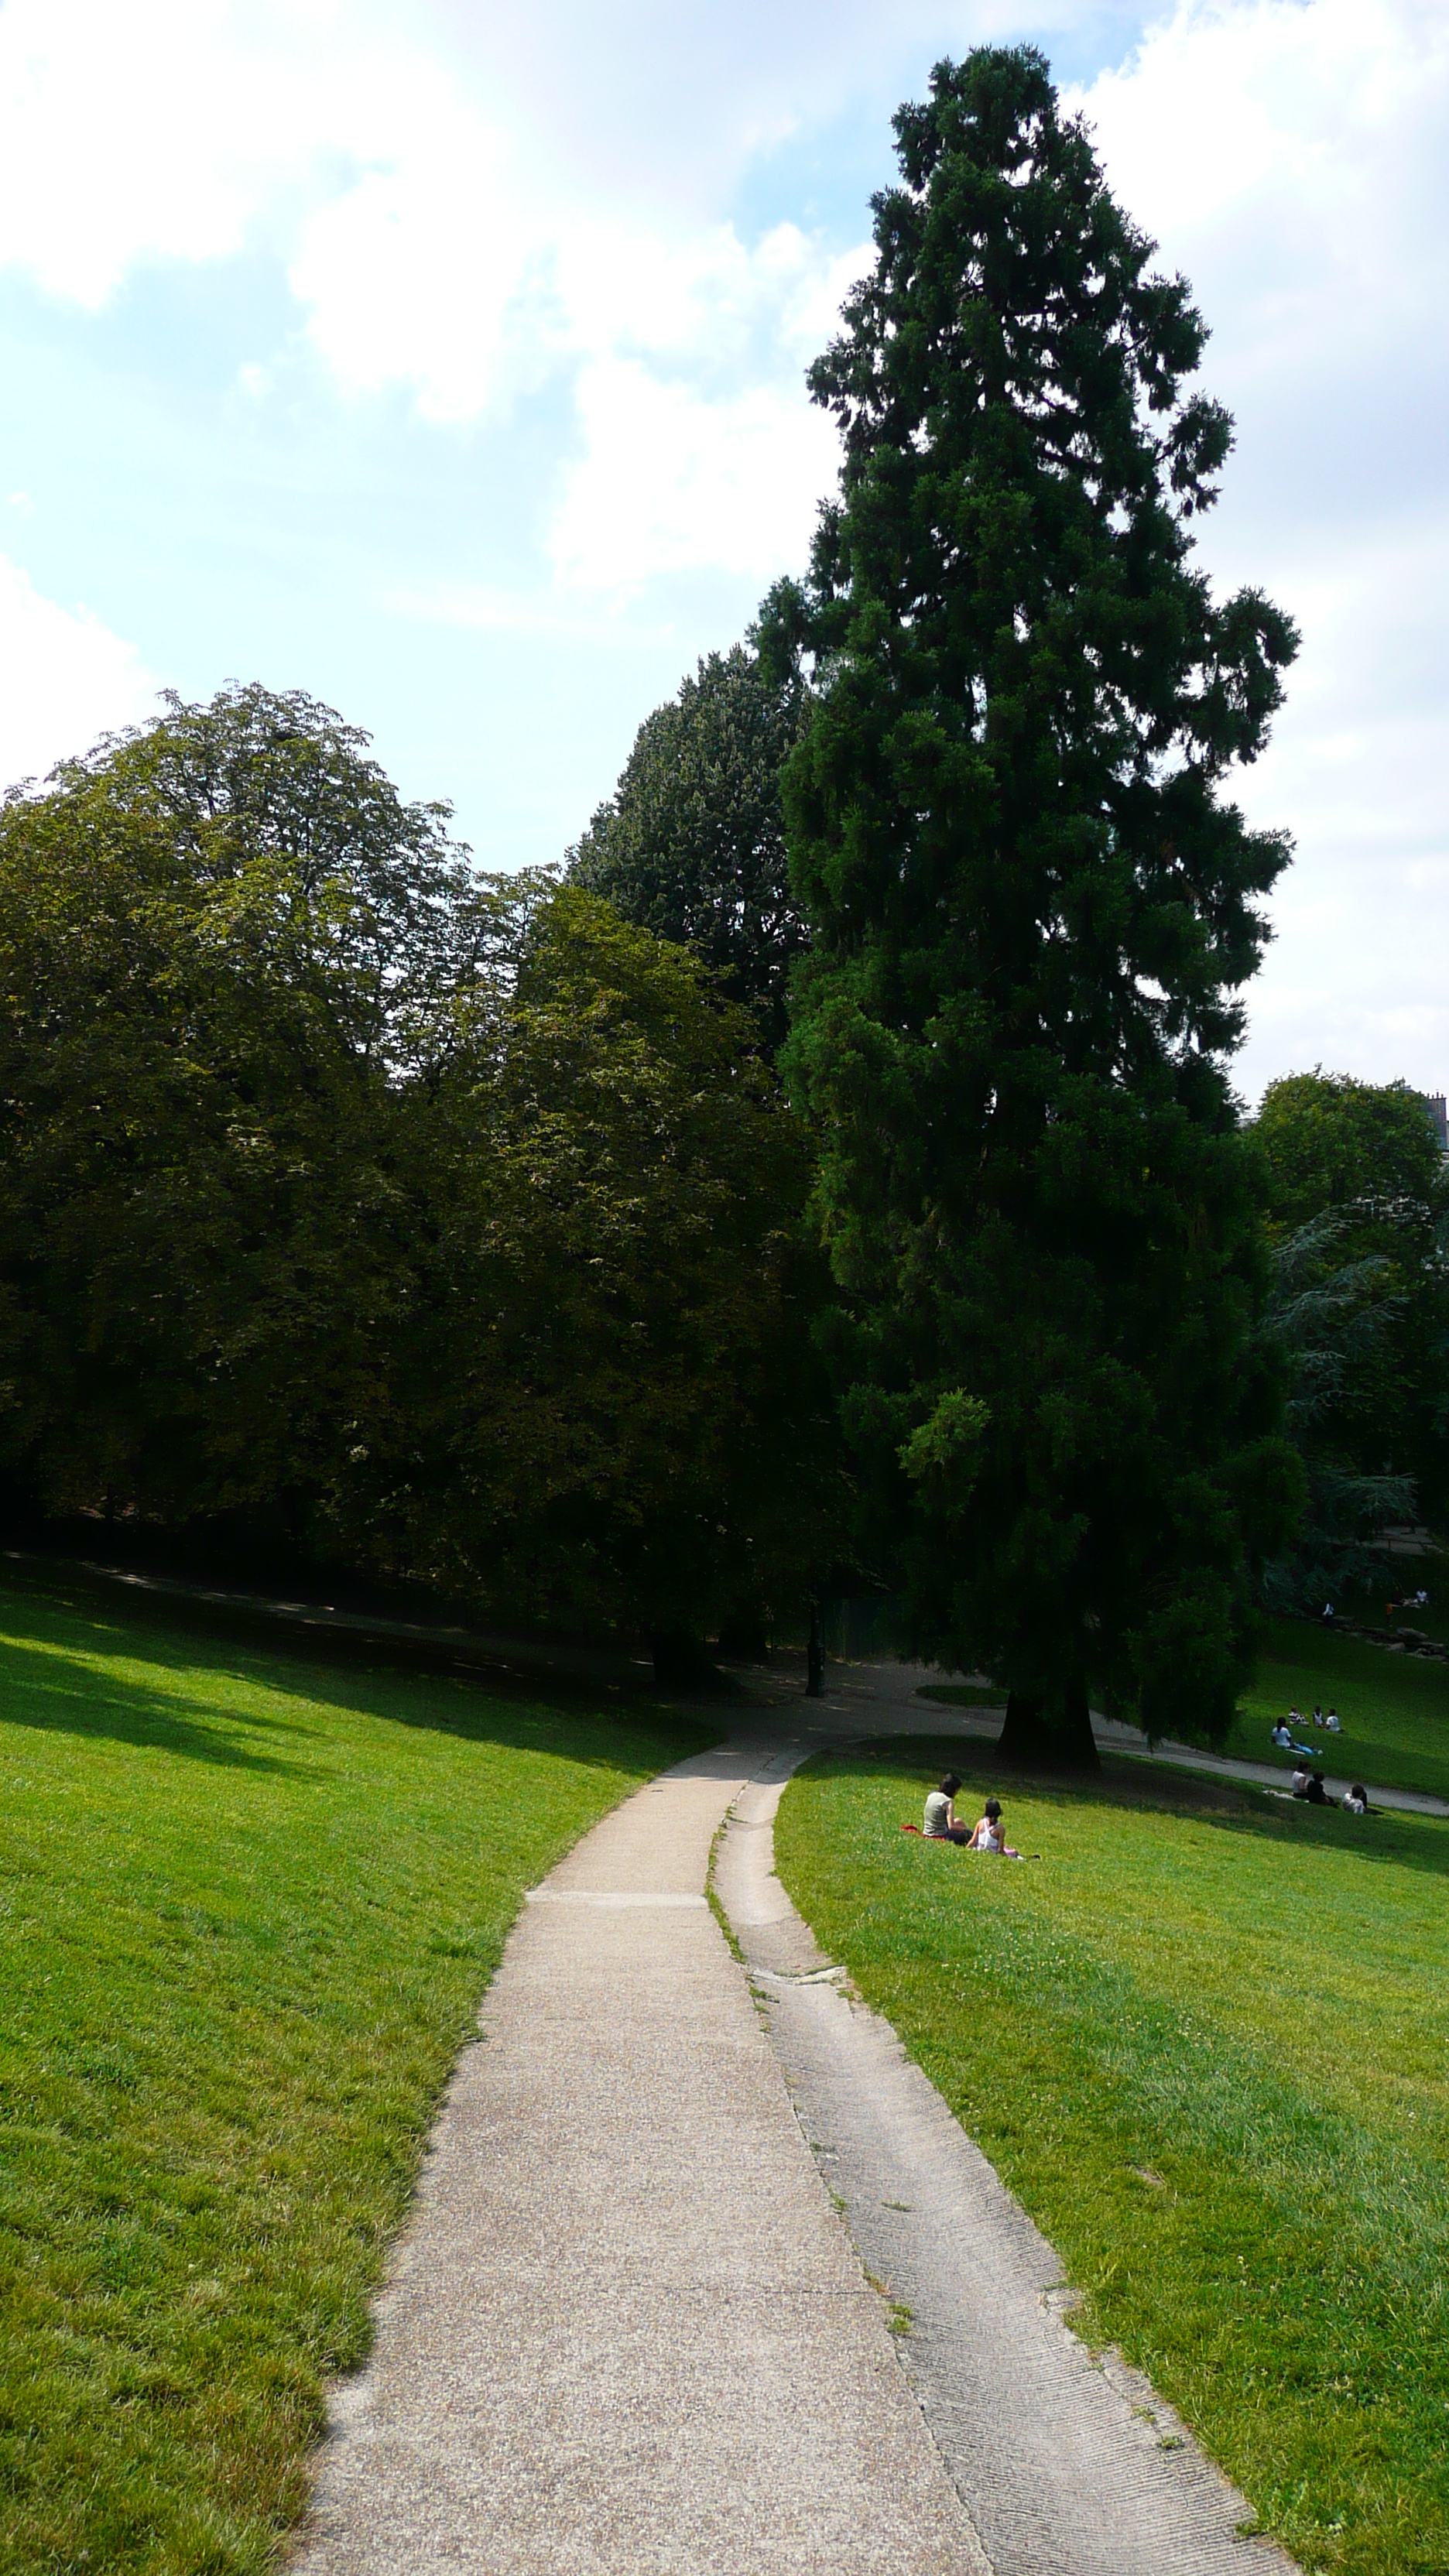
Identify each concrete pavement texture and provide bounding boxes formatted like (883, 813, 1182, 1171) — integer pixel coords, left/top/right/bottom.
(294, 1732, 1297, 2576)
(718, 1761, 1296, 2576)
(293, 1738, 990, 2575)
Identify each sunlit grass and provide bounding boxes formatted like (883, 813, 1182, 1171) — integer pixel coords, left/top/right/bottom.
(0, 1572, 705, 2575)
(1228, 1618, 1449, 1801)
(777, 1739, 1449, 2576)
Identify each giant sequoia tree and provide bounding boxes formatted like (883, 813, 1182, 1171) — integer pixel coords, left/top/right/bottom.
(772, 48, 1303, 1762)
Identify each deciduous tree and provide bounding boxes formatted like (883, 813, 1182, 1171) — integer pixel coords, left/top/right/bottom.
(365, 881, 838, 1665)
(0, 699, 838, 1653)
(1254, 1070, 1449, 1550)
(0, 684, 470, 1527)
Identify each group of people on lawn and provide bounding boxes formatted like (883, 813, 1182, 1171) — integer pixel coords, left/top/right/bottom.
(922, 1776, 1029, 1855)
(922, 1728, 1372, 1851)
(1271, 1707, 1340, 1751)
(1269, 1709, 1369, 1812)
(1288, 1764, 1370, 1814)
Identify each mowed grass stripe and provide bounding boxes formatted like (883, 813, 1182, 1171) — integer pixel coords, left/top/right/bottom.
(775, 1742, 1449, 2576)
(0, 1574, 707, 2576)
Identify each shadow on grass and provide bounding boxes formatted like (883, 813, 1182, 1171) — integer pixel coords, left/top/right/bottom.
(822, 1731, 1449, 1889)
(0, 1631, 314, 1774)
(0, 1564, 716, 1779)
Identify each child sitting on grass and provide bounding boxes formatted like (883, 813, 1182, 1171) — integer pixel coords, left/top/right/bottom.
(967, 1797, 1025, 1856)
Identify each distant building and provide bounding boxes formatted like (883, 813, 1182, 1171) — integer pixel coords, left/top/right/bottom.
(1426, 1093, 1448, 1154)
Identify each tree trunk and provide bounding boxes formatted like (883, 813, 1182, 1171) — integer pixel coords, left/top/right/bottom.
(805, 1599, 824, 1699)
(1056, 1677, 1101, 1776)
(650, 1631, 718, 1690)
(718, 1610, 770, 1661)
(995, 1683, 1101, 1774)
(995, 1691, 1051, 1768)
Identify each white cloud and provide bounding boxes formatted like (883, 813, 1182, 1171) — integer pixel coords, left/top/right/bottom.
(0, 0, 351, 305)
(0, 0, 865, 579)
(382, 581, 666, 644)
(1073, 0, 1449, 1097)
(550, 360, 842, 591)
(3, 0, 1444, 1068)
(0, 557, 156, 793)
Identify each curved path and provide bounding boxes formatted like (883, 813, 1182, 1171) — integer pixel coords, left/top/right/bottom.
(295, 1733, 1295, 2575)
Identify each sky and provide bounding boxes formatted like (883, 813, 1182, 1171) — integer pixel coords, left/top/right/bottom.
(0, 0, 1445, 1102)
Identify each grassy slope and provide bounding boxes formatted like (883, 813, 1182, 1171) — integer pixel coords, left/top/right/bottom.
(1226, 1619, 1449, 1802)
(0, 1571, 706, 2576)
(776, 1741, 1449, 2576)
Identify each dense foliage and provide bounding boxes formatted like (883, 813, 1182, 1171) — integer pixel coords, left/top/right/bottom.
(1260, 1218, 1416, 1612)
(567, 644, 810, 1053)
(0, 687, 833, 1656)
(1252, 1072, 1449, 1604)
(0, 684, 453, 1526)
(1255, 1070, 1446, 1228)
(365, 881, 837, 1648)
(769, 46, 1303, 1759)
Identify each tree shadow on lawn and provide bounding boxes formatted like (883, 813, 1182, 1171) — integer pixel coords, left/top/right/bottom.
(0, 1565, 716, 1780)
(824, 1732, 1449, 1889)
(0, 1629, 314, 1774)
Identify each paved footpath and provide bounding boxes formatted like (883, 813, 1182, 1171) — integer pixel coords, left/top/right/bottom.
(295, 1731, 1295, 2576)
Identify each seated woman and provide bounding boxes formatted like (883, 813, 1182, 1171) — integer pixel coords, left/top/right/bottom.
(1342, 1782, 1369, 1815)
(923, 1771, 971, 1845)
(966, 1796, 1023, 1857)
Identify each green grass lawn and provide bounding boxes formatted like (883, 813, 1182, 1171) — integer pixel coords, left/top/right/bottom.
(0, 1569, 707, 2576)
(777, 1742, 1449, 2576)
(1226, 1619, 1449, 1803)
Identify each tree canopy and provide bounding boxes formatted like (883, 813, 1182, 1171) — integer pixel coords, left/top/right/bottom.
(1261, 1217, 1416, 1614)
(1255, 1071, 1447, 1231)
(377, 881, 838, 1652)
(1252, 1071, 1449, 1584)
(0, 683, 461, 1525)
(0, 688, 834, 1656)
(768, 46, 1302, 1759)
(567, 644, 810, 1053)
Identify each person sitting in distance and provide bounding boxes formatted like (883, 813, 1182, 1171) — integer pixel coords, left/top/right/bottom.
(967, 1796, 1025, 1856)
(1324, 1706, 1341, 1731)
(1341, 1782, 1369, 1815)
(923, 1771, 971, 1845)
(1271, 1719, 1292, 1748)
(1290, 1763, 1310, 1798)
(1303, 1770, 1331, 1805)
